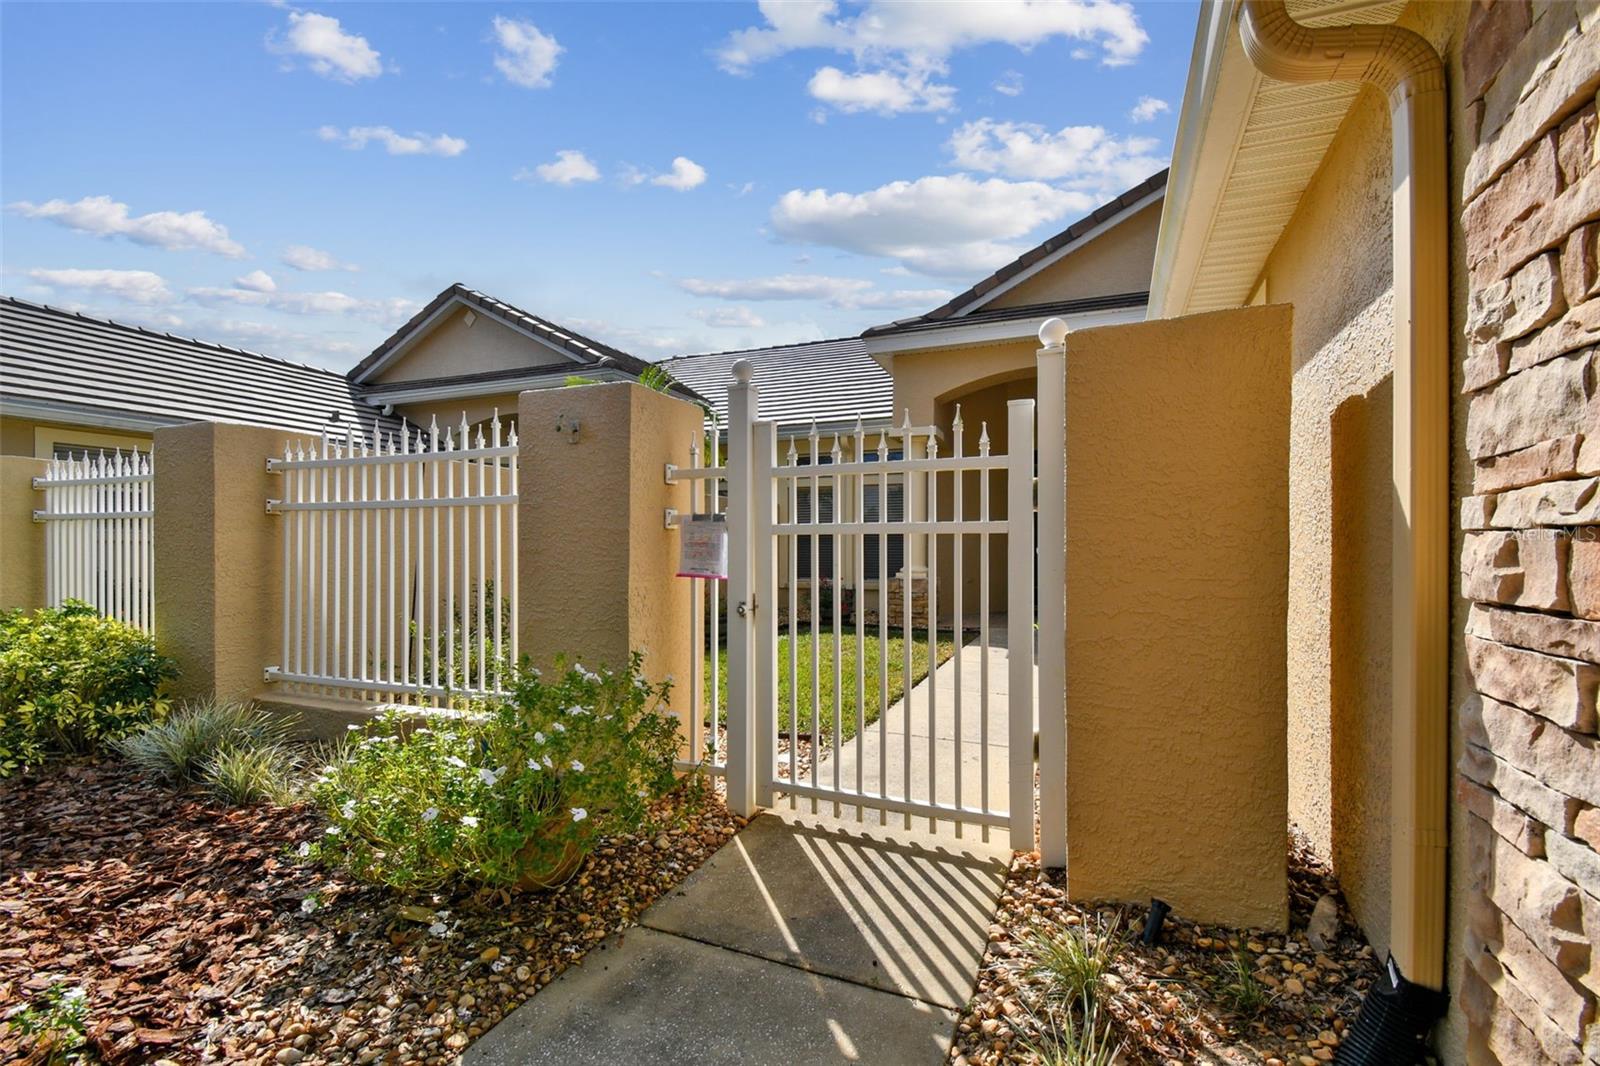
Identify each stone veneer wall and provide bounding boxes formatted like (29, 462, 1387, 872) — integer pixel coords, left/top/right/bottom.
(1456, 3, 1599, 1062)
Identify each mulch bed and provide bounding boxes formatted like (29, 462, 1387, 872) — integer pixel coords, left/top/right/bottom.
(950, 834, 1384, 1065)
(1, 759, 740, 1065)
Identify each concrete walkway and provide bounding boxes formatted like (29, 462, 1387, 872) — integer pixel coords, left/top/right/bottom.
(464, 810, 1010, 1065)
(806, 619, 1031, 834)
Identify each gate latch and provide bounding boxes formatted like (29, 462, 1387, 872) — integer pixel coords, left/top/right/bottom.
(736, 601, 748, 617)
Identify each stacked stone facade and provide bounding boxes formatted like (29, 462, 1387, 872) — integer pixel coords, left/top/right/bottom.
(1457, 4, 1599, 1062)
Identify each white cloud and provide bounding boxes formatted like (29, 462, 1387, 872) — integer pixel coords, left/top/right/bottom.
(994, 70, 1024, 96)
(188, 284, 418, 325)
(676, 273, 951, 310)
(318, 125, 468, 157)
(491, 16, 562, 89)
(202, 318, 365, 361)
(690, 307, 768, 329)
(564, 316, 706, 360)
(27, 267, 172, 305)
(519, 149, 600, 185)
(9, 195, 246, 258)
(282, 244, 358, 272)
(1129, 95, 1169, 122)
(652, 157, 707, 191)
(946, 119, 1165, 194)
(276, 10, 382, 82)
(807, 66, 954, 115)
(718, 1, 1148, 73)
(234, 269, 277, 293)
(770, 174, 1087, 277)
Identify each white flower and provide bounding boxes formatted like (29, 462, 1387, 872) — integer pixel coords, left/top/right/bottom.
(445, 755, 468, 769)
(339, 801, 356, 820)
(571, 807, 588, 822)
(570, 759, 584, 772)
(60, 988, 87, 1005)
(636, 788, 648, 799)
(534, 731, 546, 745)
(526, 759, 540, 771)
(421, 807, 439, 822)
(325, 826, 341, 836)
(297, 841, 312, 857)
(300, 896, 319, 915)
(460, 815, 480, 828)
(413, 727, 432, 735)
(541, 755, 553, 769)
(566, 704, 588, 716)
(553, 722, 566, 733)
(477, 767, 502, 787)
(346, 723, 361, 731)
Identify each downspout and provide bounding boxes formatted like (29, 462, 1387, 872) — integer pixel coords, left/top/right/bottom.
(1239, 0, 1449, 995)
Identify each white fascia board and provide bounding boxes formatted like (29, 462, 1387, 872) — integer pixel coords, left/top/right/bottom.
(1149, 0, 1261, 319)
(862, 304, 1148, 358)
(958, 188, 1167, 317)
(353, 295, 594, 385)
(0, 397, 179, 433)
(356, 367, 637, 406)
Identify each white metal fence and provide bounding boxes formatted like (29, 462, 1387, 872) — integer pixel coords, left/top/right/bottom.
(711, 361, 1039, 849)
(32, 450, 155, 632)
(265, 416, 518, 707)
(667, 427, 729, 776)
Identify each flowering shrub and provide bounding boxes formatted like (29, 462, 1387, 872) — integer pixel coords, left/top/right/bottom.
(0, 600, 175, 776)
(307, 653, 681, 891)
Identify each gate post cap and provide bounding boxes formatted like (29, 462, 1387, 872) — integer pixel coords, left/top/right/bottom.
(1038, 317, 1069, 347)
(731, 359, 754, 384)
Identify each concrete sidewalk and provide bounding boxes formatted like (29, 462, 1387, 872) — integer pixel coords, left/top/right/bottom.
(463, 810, 1010, 1065)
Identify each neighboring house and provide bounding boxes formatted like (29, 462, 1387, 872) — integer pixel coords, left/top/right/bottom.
(0, 285, 697, 459)
(1151, 2, 1597, 1063)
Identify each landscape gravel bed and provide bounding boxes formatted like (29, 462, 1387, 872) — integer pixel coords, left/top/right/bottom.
(950, 835, 1384, 1065)
(1, 759, 739, 1065)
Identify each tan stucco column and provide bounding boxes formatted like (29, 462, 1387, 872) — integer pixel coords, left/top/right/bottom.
(1062, 305, 1292, 930)
(0, 456, 48, 611)
(154, 421, 313, 701)
(516, 383, 701, 695)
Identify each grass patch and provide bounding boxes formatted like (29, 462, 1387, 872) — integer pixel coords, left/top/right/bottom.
(707, 629, 955, 742)
(1021, 914, 1125, 1006)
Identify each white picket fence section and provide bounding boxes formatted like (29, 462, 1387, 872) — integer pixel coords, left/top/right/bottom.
(264, 416, 518, 707)
(32, 450, 156, 632)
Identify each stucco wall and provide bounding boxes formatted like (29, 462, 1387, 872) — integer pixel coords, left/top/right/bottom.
(1256, 79, 1400, 958)
(0, 456, 46, 610)
(988, 198, 1163, 309)
(0, 414, 153, 459)
(888, 338, 1037, 428)
(1062, 305, 1291, 930)
(370, 305, 574, 386)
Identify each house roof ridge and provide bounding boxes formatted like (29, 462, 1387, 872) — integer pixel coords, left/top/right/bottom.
(658, 334, 865, 364)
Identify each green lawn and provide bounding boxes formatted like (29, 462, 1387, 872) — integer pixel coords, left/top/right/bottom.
(707, 629, 955, 743)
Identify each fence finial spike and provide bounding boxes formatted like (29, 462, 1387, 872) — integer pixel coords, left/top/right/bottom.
(786, 436, 798, 463)
(901, 408, 912, 432)
(953, 403, 963, 429)
(978, 422, 991, 454)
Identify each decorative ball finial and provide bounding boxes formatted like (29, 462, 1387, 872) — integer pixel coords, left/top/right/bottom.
(731, 358, 754, 384)
(1038, 317, 1069, 348)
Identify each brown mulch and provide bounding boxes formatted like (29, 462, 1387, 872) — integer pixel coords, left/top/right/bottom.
(0, 759, 740, 1065)
(949, 834, 1383, 1065)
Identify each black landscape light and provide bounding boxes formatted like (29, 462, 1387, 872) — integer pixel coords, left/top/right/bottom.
(1141, 898, 1171, 945)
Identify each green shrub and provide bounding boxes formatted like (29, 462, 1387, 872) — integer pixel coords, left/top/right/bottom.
(203, 742, 300, 805)
(1024, 994, 1123, 1066)
(0, 600, 175, 775)
(117, 697, 288, 783)
(1020, 914, 1125, 1006)
(5, 981, 90, 1064)
(308, 652, 680, 892)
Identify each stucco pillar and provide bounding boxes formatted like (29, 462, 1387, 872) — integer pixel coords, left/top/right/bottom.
(1062, 305, 1292, 930)
(516, 383, 701, 695)
(0, 456, 47, 611)
(154, 421, 313, 702)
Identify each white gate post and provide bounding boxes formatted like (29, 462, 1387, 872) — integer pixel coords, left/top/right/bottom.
(1006, 398, 1037, 853)
(1035, 321, 1068, 870)
(725, 361, 759, 817)
(752, 419, 778, 806)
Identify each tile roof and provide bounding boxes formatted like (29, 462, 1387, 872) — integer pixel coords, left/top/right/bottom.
(0, 296, 389, 439)
(348, 283, 662, 386)
(866, 169, 1168, 336)
(658, 336, 892, 433)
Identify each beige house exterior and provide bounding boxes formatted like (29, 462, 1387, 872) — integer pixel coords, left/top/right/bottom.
(1143, 0, 1599, 1060)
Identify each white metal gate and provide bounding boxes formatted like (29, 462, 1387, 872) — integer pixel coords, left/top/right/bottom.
(32, 449, 155, 632)
(264, 416, 518, 707)
(711, 362, 1043, 850)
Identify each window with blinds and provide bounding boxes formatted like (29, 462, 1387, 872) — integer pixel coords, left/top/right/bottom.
(795, 450, 904, 582)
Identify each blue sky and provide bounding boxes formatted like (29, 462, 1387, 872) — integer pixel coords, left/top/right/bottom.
(1, 1, 1197, 370)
